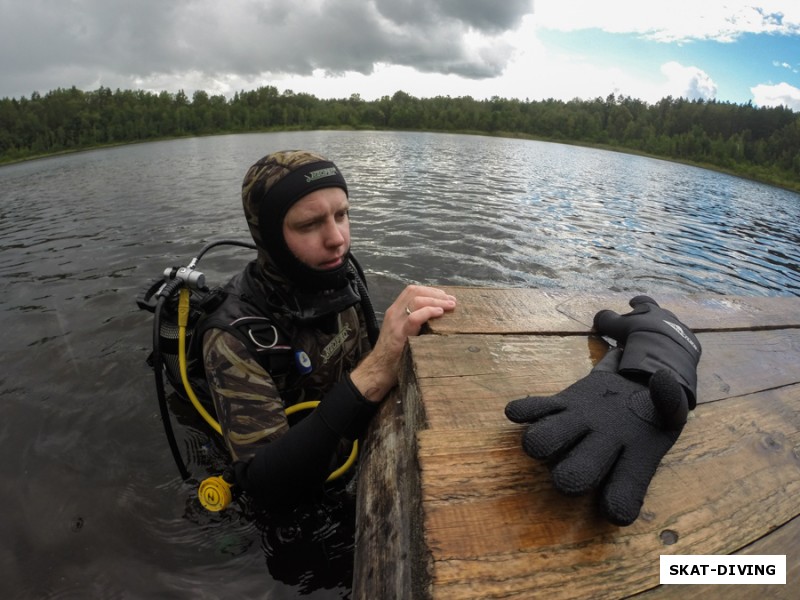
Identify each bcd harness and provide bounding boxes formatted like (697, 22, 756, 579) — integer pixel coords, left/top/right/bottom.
(137, 240, 379, 510)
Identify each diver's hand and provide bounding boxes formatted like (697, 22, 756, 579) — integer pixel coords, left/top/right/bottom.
(350, 285, 456, 402)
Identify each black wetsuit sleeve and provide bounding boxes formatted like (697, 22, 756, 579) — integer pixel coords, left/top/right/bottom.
(233, 375, 379, 509)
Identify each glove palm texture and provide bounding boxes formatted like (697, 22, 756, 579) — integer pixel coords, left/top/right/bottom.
(505, 351, 684, 526)
(505, 296, 700, 526)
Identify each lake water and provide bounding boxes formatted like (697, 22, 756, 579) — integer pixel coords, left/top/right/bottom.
(1, 130, 799, 598)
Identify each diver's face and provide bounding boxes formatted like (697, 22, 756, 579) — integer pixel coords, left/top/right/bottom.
(283, 187, 351, 271)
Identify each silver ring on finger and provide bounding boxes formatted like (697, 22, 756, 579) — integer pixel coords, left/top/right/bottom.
(405, 306, 412, 316)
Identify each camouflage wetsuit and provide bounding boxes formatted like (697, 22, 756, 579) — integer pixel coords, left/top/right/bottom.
(200, 259, 376, 508)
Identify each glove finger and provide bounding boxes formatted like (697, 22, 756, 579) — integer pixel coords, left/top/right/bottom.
(649, 369, 689, 429)
(600, 448, 665, 526)
(504, 395, 566, 424)
(520, 411, 588, 461)
(592, 309, 626, 340)
(594, 296, 660, 340)
(549, 431, 623, 496)
(629, 295, 658, 309)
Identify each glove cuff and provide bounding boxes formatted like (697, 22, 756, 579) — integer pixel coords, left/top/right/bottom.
(618, 331, 699, 409)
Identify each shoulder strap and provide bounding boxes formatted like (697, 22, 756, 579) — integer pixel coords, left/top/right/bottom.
(194, 268, 297, 381)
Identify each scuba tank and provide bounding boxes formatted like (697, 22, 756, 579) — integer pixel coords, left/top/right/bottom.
(136, 240, 257, 480)
(137, 240, 376, 510)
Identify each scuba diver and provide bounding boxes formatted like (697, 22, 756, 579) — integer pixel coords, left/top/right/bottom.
(142, 149, 456, 512)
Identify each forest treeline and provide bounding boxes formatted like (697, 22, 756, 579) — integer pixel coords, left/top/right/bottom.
(1, 85, 799, 190)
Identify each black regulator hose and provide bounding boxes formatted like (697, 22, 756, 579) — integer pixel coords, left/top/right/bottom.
(194, 239, 257, 262)
(357, 276, 379, 346)
(350, 254, 380, 346)
(153, 287, 191, 481)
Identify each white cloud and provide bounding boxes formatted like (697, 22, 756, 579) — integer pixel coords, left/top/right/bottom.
(659, 62, 718, 100)
(772, 60, 799, 73)
(751, 82, 800, 109)
(532, 1, 800, 43)
(454, 15, 722, 104)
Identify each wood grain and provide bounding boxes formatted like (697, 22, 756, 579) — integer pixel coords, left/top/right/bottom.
(353, 292, 800, 599)
(418, 386, 800, 599)
(410, 328, 800, 430)
(427, 287, 800, 335)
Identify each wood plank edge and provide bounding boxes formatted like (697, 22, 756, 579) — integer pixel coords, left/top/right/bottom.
(353, 347, 434, 600)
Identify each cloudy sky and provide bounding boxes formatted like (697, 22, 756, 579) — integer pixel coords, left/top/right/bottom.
(2, 0, 799, 109)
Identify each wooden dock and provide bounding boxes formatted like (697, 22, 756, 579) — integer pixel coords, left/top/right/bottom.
(353, 288, 800, 599)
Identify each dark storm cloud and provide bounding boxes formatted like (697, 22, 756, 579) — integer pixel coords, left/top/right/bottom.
(435, 0, 533, 32)
(373, 0, 531, 32)
(0, 0, 185, 95)
(0, 0, 533, 99)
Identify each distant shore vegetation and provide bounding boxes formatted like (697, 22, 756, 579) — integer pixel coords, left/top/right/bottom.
(1, 86, 798, 192)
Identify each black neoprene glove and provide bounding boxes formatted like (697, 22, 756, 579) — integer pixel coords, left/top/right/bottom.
(594, 295, 702, 416)
(505, 296, 701, 526)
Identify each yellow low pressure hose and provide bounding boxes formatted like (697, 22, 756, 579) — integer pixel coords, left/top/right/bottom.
(176, 288, 359, 510)
(198, 420, 359, 512)
(178, 288, 222, 434)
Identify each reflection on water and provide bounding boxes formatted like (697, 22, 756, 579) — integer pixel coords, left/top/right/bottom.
(0, 131, 798, 597)
(349, 135, 800, 294)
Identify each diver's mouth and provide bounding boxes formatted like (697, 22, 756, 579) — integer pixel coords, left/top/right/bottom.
(319, 256, 344, 270)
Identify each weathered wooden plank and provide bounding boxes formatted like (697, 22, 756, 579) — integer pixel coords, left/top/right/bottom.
(409, 335, 601, 432)
(408, 328, 800, 431)
(353, 294, 800, 599)
(416, 385, 800, 599)
(352, 351, 430, 600)
(427, 288, 800, 335)
(425, 288, 595, 335)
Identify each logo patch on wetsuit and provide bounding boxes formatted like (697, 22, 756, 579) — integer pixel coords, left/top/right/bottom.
(321, 323, 352, 364)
